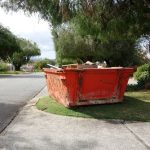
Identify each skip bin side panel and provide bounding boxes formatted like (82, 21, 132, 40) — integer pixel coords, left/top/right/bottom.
(117, 68, 134, 99)
(45, 71, 69, 107)
(78, 69, 120, 101)
(65, 70, 79, 106)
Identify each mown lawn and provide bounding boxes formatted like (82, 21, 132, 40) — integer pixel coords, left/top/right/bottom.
(0, 71, 23, 74)
(36, 91, 150, 121)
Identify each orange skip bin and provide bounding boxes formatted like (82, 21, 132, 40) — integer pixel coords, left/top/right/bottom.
(44, 67, 134, 107)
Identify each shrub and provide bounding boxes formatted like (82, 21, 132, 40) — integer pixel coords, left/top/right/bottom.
(33, 59, 56, 71)
(134, 63, 150, 89)
(0, 61, 8, 72)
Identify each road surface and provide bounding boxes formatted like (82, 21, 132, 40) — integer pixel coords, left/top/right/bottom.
(0, 73, 45, 133)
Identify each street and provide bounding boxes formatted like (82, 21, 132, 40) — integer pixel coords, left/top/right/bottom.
(0, 73, 45, 133)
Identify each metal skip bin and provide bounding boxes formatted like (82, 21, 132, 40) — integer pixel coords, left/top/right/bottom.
(44, 67, 134, 107)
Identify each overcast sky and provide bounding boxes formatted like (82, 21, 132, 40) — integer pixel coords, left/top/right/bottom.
(0, 8, 56, 59)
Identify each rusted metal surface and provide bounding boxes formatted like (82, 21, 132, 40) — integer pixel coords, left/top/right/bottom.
(44, 68, 134, 107)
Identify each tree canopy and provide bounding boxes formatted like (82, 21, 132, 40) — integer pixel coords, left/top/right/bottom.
(0, 23, 41, 70)
(17, 38, 40, 61)
(2, 0, 150, 66)
(2, 0, 150, 29)
(12, 38, 41, 70)
(0, 24, 20, 60)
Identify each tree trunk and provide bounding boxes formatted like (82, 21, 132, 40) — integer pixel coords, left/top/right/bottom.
(15, 65, 21, 71)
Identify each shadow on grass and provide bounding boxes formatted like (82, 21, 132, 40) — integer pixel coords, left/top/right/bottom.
(70, 96, 150, 121)
(36, 95, 150, 122)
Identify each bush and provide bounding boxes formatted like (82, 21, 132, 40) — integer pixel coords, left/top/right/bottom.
(12, 52, 26, 70)
(126, 84, 138, 91)
(0, 61, 8, 72)
(33, 59, 56, 71)
(134, 63, 150, 89)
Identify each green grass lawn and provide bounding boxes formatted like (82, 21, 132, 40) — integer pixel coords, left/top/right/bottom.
(36, 91, 150, 121)
(0, 71, 23, 74)
(0, 71, 43, 75)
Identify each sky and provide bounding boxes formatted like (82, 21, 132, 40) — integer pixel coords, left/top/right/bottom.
(0, 8, 56, 59)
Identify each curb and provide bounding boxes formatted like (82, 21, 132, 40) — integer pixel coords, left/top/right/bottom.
(25, 86, 48, 108)
(0, 86, 47, 134)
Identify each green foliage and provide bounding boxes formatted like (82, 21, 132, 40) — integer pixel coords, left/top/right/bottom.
(33, 59, 56, 71)
(11, 38, 41, 70)
(134, 64, 150, 89)
(0, 60, 7, 71)
(17, 38, 40, 61)
(12, 52, 26, 71)
(3, 0, 150, 37)
(55, 28, 97, 65)
(55, 26, 139, 66)
(53, 0, 149, 66)
(126, 84, 138, 92)
(0, 24, 20, 60)
(3, 1, 150, 30)
(126, 84, 145, 91)
(0, 24, 40, 71)
(59, 58, 78, 66)
(3, 0, 150, 66)
(134, 64, 150, 81)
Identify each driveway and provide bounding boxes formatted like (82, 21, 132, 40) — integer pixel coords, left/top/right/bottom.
(0, 73, 45, 133)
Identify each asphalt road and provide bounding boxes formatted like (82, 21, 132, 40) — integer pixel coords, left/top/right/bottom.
(0, 73, 45, 133)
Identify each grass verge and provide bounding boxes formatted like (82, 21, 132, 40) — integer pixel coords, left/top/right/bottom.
(0, 71, 23, 74)
(36, 91, 150, 121)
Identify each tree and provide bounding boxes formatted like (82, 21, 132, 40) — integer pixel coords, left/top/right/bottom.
(11, 52, 26, 70)
(55, 0, 150, 66)
(3, 0, 150, 66)
(33, 59, 56, 71)
(0, 24, 20, 60)
(54, 26, 139, 66)
(2, 0, 149, 28)
(11, 38, 40, 70)
(17, 38, 40, 61)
